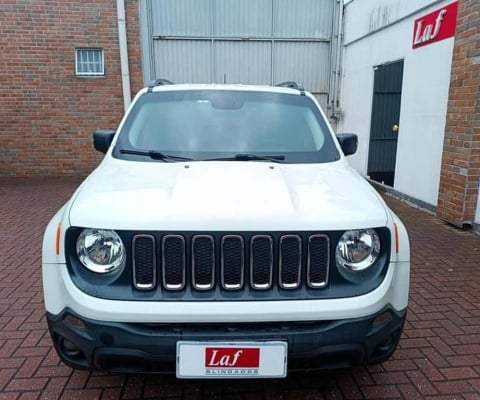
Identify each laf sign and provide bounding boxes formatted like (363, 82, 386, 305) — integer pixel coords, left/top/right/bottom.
(205, 347, 260, 368)
(412, 1, 458, 49)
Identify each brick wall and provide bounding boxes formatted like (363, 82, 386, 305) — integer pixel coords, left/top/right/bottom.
(0, 0, 142, 177)
(437, 0, 480, 227)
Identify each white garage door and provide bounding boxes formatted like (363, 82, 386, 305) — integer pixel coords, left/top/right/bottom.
(140, 0, 338, 110)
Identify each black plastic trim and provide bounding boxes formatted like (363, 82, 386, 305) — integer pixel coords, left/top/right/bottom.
(147, 78, 174, 92)
(275, 81, 305, 96)
(64, 228, 391, 302)
(47, 307, 406, 373)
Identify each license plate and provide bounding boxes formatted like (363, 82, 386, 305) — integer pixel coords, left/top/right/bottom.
(176, 341, 287, 379)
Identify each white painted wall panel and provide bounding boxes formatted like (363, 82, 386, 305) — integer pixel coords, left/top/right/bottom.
(393, 39, 453, 207)
(344, 0, 444, 44)
(338, 0, 454, 206)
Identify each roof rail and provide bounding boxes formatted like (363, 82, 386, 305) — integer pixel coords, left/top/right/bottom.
(147, 78, 174, 92)
(275, 81, 305, 96)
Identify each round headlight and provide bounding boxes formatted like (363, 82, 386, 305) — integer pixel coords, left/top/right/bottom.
(76, 229, 125, 274)
(336, 229, 380, 272)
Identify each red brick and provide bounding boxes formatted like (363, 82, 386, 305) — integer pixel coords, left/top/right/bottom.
(34, 365, 72, 378)
(0, 1, 142, 178)
(371, 371, 409, 385)
(42, 377, 69, 399)
(397, 383, 423, 398)
(336, 374, 363, 399)
(446, 355, 480, 367)
(438, 0, 480, 225)
(85, 375, 125, 389)
(97, 388, 121, 400)
(14, 356, 43, 379)
(0, 393, 21, 400)
(414, 359, 445, 381)
(2, 176, 480, 400)
(406, 370, 439, 396)
(360, 385, 400, 399)
(0, 369, 16, 392)
(18, 392, 40, 400)
(440, 367, 479, 380)
(60, 390, 102, 400)
(65, 370, 90, 389)
(435, 380, 477, 394)
(351, 366, 374, 386)
(383, 359, 417, 372)
(5, 377, 48, 392)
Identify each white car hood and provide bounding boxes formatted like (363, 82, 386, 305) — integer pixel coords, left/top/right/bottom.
(69, 159, 388, 231)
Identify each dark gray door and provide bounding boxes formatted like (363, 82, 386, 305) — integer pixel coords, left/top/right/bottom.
(367, 60, 404, 187)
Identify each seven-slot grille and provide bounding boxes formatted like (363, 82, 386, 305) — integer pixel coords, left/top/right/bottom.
(132, 233, 329, 292)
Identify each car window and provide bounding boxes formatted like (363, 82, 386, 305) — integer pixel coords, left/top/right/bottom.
(114, 90, 340, 163)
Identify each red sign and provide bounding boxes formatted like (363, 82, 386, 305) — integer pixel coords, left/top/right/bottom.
(205, 347, 260, 368)
(412, 1, 458, 49)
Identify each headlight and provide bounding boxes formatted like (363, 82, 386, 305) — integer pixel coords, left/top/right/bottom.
(76, 229, 125, 274)
(336, 229, 380, 272)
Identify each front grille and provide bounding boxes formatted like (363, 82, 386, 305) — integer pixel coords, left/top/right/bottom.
(221, 235, 244, 290)
(162, 235, 185, 290)
(308, 235, 330, 288)
(131, 233, 330, 294)
(250, 235, 273, 289)
(132, 235, 156, 290)
(279, 235, 302, 289)
(192, 235, 215, 290)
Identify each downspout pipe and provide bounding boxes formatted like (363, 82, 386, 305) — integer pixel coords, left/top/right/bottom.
(116, 0, 131, 112)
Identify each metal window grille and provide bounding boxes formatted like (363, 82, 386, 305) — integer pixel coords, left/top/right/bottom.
(75, 48, 104, 76)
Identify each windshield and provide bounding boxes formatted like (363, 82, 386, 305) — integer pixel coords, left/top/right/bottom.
(113, 90, 340, 163)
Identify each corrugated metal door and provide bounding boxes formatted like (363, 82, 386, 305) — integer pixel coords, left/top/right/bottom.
(140, 0, 337, 110)
(367, 60, 404, 187)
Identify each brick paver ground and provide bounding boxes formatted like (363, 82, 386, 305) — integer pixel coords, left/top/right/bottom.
(0, 177, 479, 400)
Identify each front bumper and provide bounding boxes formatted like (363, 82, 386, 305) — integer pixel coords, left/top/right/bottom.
(47, 307, 406, 374)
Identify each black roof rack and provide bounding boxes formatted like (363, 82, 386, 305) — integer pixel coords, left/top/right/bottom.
(147, 78, 174, 92)
(275, 81, 305, 96)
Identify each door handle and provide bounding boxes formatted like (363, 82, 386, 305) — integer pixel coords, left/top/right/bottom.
(392, 124, 399, 133)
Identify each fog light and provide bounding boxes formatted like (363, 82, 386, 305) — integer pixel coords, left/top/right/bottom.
(376, 335, 394, 353)
(62, 339, 81, 357)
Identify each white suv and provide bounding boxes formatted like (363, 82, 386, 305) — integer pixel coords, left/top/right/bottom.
(42, 81, 409, 378)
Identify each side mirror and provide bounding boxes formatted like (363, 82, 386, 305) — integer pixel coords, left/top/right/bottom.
(337, 133, 358, 156)
(93, 130, 115, 154)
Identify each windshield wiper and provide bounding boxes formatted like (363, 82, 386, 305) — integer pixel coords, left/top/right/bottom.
(204, 153, 286, 163)
(120, 150, 285, 163)
(119, 149, 194, 162)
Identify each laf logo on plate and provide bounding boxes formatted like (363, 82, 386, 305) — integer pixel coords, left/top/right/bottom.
(205, 347, 260, 368)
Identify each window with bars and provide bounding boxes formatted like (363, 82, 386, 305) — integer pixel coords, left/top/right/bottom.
(75, 48, 104, 76)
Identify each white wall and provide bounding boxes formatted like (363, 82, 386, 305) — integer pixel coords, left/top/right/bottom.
(338, 0, 454, 207)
